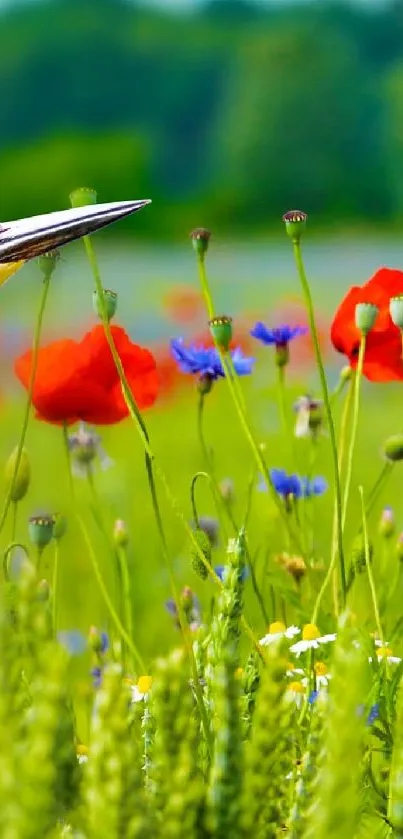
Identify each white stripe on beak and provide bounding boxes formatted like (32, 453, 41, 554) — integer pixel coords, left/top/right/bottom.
(0, 199, 151, 263)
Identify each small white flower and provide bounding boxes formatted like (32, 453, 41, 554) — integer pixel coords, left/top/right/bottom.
(130, 675, 153, 702)
(259, 621, 300, 646)
(301, 661, 332, 689)
(285, 681, 305, 708)
(76, 746, 88, 764)
(290, 624, 336, 656)
(370, 645, 402, 665)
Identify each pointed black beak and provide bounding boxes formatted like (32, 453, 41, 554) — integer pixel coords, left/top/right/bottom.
(0, 199, 151, 263)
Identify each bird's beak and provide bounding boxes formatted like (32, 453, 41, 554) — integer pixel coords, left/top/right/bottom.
(0, 199, 151, 264)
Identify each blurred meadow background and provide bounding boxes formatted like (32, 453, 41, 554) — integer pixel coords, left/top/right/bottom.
(2, 0, 403, 665)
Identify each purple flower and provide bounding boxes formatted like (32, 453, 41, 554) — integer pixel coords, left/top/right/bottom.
(250, 323, 307, 347)
(170, 338, 254, 380)
(215, 564, 249, 583)
(91, 666, 102, 689)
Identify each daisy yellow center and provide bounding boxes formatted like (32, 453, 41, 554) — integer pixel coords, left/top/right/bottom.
(314, 661, 328, 676)
(137, 675, 153, 694)
(77, 744, 88, 756)
(269, 621, 286, 634)
(378, 647, 393, 658)
(302, 623, 320, 641)
(289, 681, 305, 694)
(287, 661, 295, 671)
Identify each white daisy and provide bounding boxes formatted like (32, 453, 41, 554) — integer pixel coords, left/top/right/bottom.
(76, 745, 88, 764)
(285, 680, 305, 708)
(290, 623, 336, 656)
(259, 621, 300, 646)
(372, 645, 402, 665)
(302, 661, 332, 689)
(130, 675, 153, 702)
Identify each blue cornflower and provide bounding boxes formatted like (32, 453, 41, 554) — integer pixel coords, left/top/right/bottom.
(91, 666, 102, 689)
(367, 704, 380, 726)
(214, 564, 249, 583)
(170, 338, 255, 384)
(259, 468, 327, 501)
(250, 322, 307, 366)
(250, 323, 307, 347)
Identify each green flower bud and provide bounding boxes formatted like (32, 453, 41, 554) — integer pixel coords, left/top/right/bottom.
(383, 434, 403, 463)
(340, 365, 353, 383)
(396, 534, 403, 562)
(52, 512, 67, 540)
(191, 529, 211, 580)
(379, 506, 395, 539)
(69, 187, 97, 208)
(390, 296, 403, 329)
(282, 210, 307, 242)
(190, 227, 211, 257)
(209, 315, 233, 351)
(197, 374, 213, 395)
(5, 446, 31, 502)
(275, 344, 289, 368)
(28, 515, 54, 550)
(351, 535, 373, 573)
(37, 250, 60, 279)
(354, 302, 379, 336)
(37, 578, 50, 602)
(113, 519, 129, 548)
(93, 288, 118, 322)
(220, 477, 235, 505)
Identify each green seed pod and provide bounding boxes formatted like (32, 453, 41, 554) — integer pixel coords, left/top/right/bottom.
(85, 664, 150, 839)
(4, 446, 31, 503)
(37, 250, 60, 279)
(390, 296, 403, 330)
(93, 287, 118, 322)
(205, 529, 247, 838)
(209, 315, 233, 351)
(304, 625, 370, 839)
(150, 648, 203, 839)
(282, 210, 307, 243)
(383, 435, 403, 463)
(69, 186, 97, 208)
(354, 302, 379, 335)
(52, 512, 67, 541)
(190, 227, 211, 257)
(242, 642, 292, 839)
(388, 675, 403, 835)
(191, 528, 211, 579)
(28, 515, 54, 551)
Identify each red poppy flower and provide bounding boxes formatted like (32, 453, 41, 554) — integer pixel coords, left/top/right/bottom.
(15, 324, 158, 425)
(331, 268, 403, 382)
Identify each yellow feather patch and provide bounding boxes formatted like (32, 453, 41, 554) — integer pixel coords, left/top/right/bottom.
(0, 261, 25, 288)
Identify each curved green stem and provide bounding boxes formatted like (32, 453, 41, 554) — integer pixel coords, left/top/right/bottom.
(0, 273, 52, 535)
(341, 336, 366, 532)
(3, 542, 29, 582)
(197, 394, 228, 539)
(292, 240, 346, 604)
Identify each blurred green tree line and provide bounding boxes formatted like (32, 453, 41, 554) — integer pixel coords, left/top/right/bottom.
(1, 0, 403, 237)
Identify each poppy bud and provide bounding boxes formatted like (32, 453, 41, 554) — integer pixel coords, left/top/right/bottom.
(197, 374, 213, 395)
(390, 296, 403, 330)
(37, 579, 50, 602)
(282, 210, 307, 243)
(190, 227, 211, 257)
(37, 250, 60, 279)
(113, 519, 129, 547)
(209, 315, 233, 352)
(219, 477, 235, 505)
(93, 288, 118, 323)
(379, 506, 395, 539)
(354, 303, 379, 336)
(5, 446, 30, 503)
(52, 513, 67, 540)
(28, 515, 54, 550)
(69, 187, 98, 208)
(383, 434, 403, 462)
(190, 529, 211, 579)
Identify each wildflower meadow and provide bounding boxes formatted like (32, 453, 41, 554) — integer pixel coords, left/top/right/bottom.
(2, 194, 403, 839)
